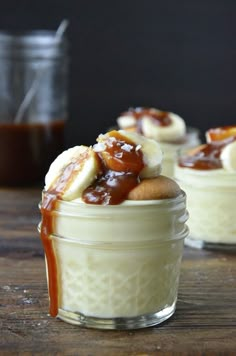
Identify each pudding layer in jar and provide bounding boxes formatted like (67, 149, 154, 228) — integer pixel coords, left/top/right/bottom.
(39, 130, 188, 329)
(116, 107, 200, 178)
(39, 193, 188, 328)
(175, 126, 236, 250)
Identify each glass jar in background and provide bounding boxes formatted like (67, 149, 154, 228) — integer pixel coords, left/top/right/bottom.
(0, 30, 69, 186)
(175, 150, 236, 251)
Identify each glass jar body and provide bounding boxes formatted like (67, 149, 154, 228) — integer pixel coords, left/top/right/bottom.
(39, 194, 189, 329)
(0, 31, 68, 185)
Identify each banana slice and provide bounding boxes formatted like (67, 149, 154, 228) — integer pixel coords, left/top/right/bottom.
(118, 130, 163, 178)
(141, 112, 186, 142)
(96, 130, 162, 178)
(117, 108, 186, 142)
(45, 146, 100, 200)
(220, 141, 236, 172)
(117, 114, 136, 129)
(206, 126, 236, 143)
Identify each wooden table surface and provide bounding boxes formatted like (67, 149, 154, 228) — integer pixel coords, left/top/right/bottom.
(0, 188, 236, 355)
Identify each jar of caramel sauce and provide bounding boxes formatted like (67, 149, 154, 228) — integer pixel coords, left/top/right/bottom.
(0, 31, 69, 186)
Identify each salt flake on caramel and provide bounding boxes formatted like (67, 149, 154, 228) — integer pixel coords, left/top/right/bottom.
(97, 130, 144, 174)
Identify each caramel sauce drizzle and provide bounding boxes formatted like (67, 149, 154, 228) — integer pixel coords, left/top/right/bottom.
(83, 170, 138, 205)
(40, 132, 144, 316)
(207, 126, 236, 141)
(40, 193, 58, 317)
(179, 136, 236, 170)
(40, 150, 94, 317)
(122, 107, 172, 128)
(83, 131, 144, 204)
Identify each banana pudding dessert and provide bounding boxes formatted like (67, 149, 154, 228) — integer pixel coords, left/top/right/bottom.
(116, 107, 200, 177)
(39, 130, 189, 329)
(175, 126, 236, 249)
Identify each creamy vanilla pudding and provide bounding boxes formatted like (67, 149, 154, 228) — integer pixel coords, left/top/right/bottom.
(39, 130, 188, 329)
(175, 126, 236, 249)
(116, 107, 200, 178)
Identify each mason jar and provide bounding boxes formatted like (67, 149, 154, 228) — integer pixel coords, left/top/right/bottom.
(175, 162, 236, 251)
(38, 192, 189, 330)
(0, 30, 69, 186)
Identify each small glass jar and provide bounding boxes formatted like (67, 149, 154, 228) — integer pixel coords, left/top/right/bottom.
(175, 163, 236, 251)
(0, 31, 69, 186)
(38, 192, 189, 330)
(161, 127, 201, 178)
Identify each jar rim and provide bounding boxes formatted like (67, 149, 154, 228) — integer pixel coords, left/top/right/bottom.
(39, 190, 188, 243)
(175, 165, 236, 178)
(39, 191, 187, 221)
(0, 30, 68, 58)
(175, 165, 236, 189)
(0, 30, 67, 45)
(40, 190, 186, 209)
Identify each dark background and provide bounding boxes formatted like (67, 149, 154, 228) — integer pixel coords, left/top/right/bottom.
(1, 0, 236, 146)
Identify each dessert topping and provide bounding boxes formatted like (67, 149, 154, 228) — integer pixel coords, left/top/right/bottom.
(206, 126, 236, 142)
(45, 146, 101, 201)
(179, 142, 225, 170)
(83, 131, 144, 205)
(96, 130, 144, 174)
(44, 130, 162, 205)
(117, 107, 186, 143)
(118, 107, 172, 128)
(179, 126, 236, 170)
(128, 175, 181, 200)
(220, 140, 236, 172)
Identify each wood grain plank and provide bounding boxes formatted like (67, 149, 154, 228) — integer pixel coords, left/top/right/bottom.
(0, 251, 236, 354)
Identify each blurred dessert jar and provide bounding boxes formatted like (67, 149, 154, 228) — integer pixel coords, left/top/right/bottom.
(39, 130, 189, 329)
(175, 126, 236, 250)
(0, 30, 68, 186)
(116, 107, 200, 178)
